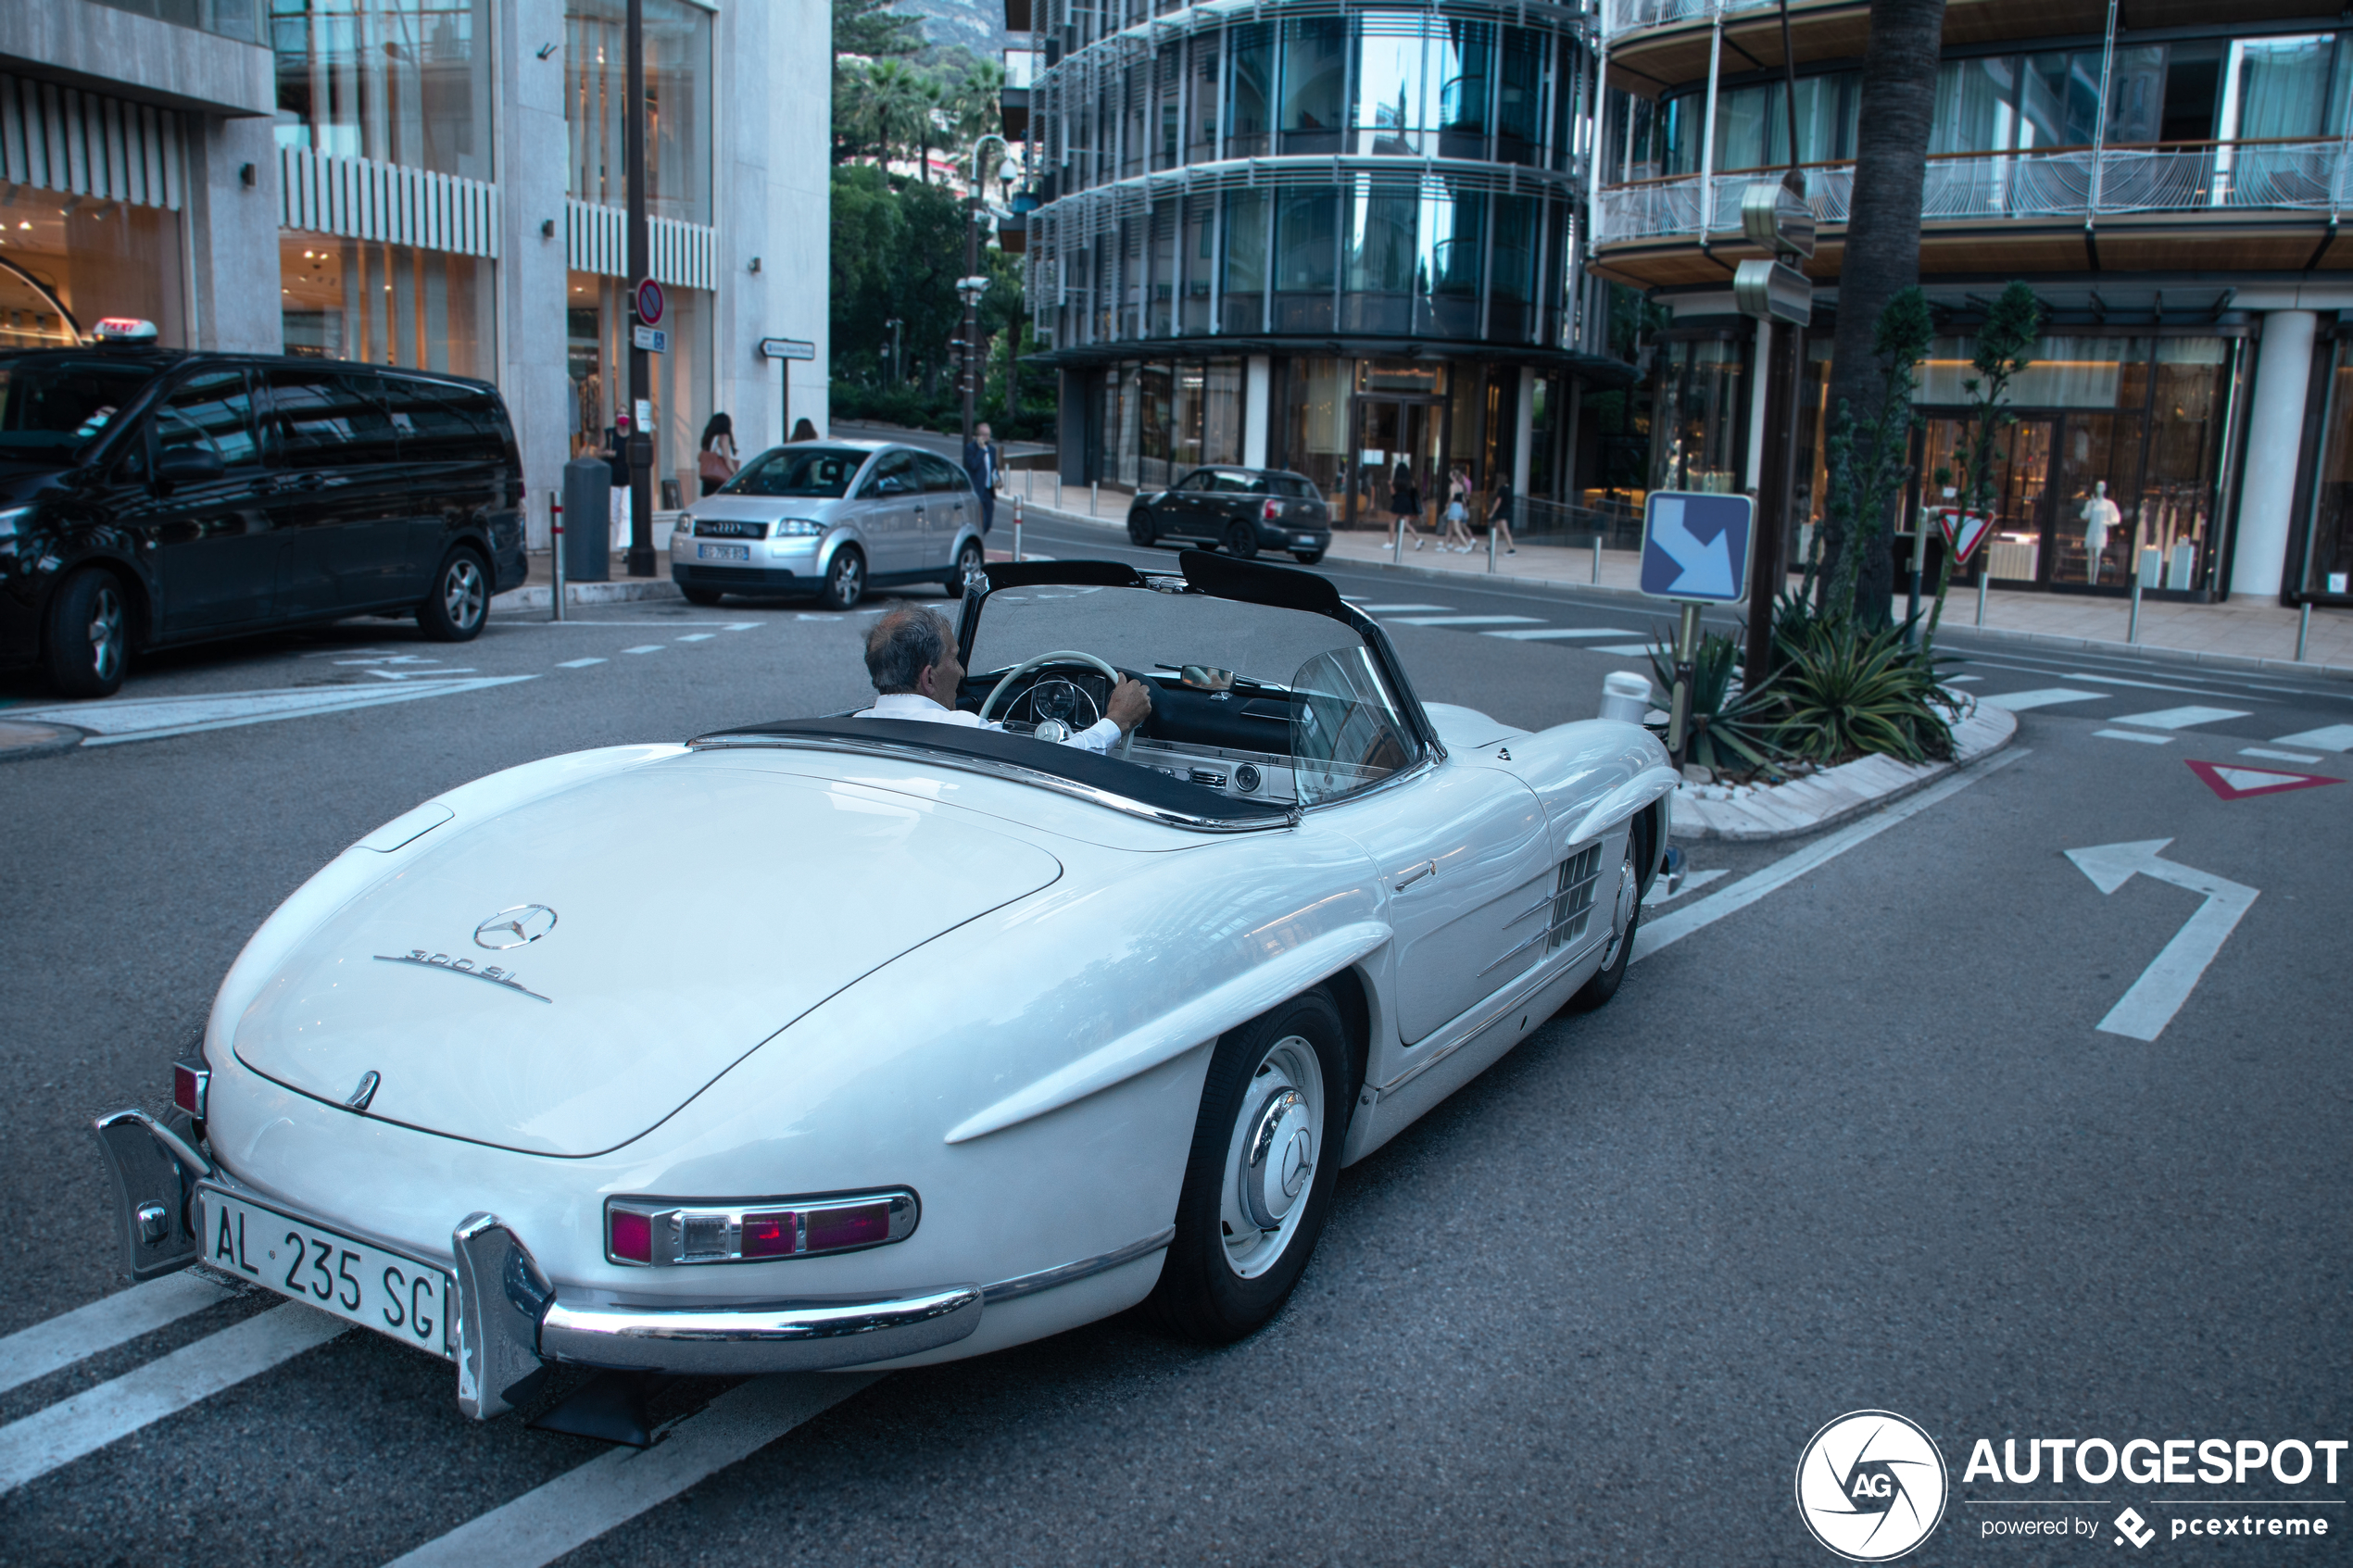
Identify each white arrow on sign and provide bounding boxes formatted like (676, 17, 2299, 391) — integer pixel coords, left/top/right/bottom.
(2064, 838, 2257, 1041)
(1652, 496, 1735, 597)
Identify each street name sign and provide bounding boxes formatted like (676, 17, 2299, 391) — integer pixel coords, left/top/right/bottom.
(761, 337, 816, 361)
(631, 324, 668, 354)
(1640, 491, 1754, 603)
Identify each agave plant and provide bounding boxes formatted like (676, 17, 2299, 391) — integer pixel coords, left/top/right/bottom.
(1769, 610, 1957, 765)
(1646, 631, 1789, 781)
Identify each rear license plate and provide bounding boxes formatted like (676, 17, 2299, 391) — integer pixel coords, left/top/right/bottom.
(698, 543, 751, 561)
(196, 1185, 455, 1361)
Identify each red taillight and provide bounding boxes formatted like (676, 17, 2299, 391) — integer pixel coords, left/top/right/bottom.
(172, 1058, 209, 1121)
(739, 1210, 798, 1258)
(1262, 498, 1279, 521)
(609, 1208, 653, 1263)
(808, 1202, 893, 1252)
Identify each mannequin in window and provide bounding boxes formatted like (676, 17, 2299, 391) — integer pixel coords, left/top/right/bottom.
(2081, 480, 2120, 584)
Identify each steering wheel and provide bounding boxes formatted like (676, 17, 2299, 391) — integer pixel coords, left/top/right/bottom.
(978, 650, 1136, 758)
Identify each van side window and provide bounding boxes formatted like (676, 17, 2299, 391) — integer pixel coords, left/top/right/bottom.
(386, 378, 499, 464)
(264, 369, 398, 468)
(154, 370, 260, 470)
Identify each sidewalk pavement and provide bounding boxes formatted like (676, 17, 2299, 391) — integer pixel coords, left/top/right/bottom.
(996, 470, 2353, 679)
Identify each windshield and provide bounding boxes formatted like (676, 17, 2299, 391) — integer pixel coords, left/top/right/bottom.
(0, 357, 159, 461)
(724, 445, 870, 498)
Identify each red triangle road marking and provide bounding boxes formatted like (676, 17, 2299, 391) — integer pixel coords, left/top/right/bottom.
(2185, 759, 2345, 800)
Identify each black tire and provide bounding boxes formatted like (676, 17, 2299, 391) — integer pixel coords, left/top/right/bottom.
(1565, 855, 1641, 1013)
(680, 584, 725, 607)
(1224, 521, 1260, 560)
(1291, 550, 1325, 566)
(1127, 509, 1157, 547)
(417, 547, 490, 641)
(946, 538, 985, 598)
(1150, 987, 1353, 1343)
(41, 567, 129, 698)
(817, 547, 865, 612)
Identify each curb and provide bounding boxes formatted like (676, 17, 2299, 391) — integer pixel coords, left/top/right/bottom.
(0, 719, 86, 762)
(1669, 702, 2019, 844)
(493, 579, 684, 610)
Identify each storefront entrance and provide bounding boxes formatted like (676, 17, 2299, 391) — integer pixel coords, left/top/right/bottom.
(1346, 397, 1443, 531)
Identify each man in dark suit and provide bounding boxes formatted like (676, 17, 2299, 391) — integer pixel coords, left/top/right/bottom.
(963, 421, 1000, 536)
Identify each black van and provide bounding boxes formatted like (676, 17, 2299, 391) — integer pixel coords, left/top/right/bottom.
(0, 342, 527, 697)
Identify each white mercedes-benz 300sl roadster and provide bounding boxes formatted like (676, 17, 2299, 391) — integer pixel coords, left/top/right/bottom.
(94, 551, 1675, 1423)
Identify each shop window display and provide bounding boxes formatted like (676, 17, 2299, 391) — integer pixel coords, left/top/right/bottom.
(0, 204, 186, 349)
(282, 237, 492, 380)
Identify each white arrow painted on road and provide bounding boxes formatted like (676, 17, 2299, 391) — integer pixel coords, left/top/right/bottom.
(1651, 496, 1735, 597)
(4, 676, 535, 746)
(2064, 838, 2258, 1041)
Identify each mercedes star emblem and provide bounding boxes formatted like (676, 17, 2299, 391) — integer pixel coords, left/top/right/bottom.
(473, 904, 558, 950)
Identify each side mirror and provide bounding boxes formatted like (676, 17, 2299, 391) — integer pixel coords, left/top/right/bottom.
(154, 448, 225, 487)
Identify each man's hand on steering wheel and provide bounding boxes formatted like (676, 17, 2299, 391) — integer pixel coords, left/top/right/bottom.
(1108, 675, 1153, 735)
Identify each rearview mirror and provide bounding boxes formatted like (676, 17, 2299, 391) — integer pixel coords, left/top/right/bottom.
(154, 448, 224, 486)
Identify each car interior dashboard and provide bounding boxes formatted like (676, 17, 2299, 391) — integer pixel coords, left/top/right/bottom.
(959, 664, 1310, 804)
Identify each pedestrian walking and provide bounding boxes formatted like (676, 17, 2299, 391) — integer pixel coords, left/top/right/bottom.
(791, 418, 818, 443)
(963, 420, 1003, 535)
(697, 413, 738, 497)
(602, 414, 633, 551)
(1442, 464, 1476, 552)
(1390, 460, 1428, 550)
(1489, 473, 1516, 555)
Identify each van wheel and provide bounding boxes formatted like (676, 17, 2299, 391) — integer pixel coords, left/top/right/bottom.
(817, 547, 864, 612)
(42, 568, 129, 698)
(418, 549, 489, 641)
(681, 585, 724, 607)
(1150, 988, 1351, 1343)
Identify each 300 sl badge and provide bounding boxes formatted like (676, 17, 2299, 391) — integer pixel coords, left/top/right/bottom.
(373, 949, 551, 1003)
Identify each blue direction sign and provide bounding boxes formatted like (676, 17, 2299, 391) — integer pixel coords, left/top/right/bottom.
(1640, 491, 1755, 603)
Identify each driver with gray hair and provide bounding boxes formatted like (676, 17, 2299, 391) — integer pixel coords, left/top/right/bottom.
(851, 604, 1150, 752)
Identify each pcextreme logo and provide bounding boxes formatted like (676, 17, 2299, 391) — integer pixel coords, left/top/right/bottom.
(1796, 1410, 1952, 1562)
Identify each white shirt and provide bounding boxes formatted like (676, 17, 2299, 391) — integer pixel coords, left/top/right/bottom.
(852, 691, 1122, 754)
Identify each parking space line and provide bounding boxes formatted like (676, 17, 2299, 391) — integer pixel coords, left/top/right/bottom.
(0, 1304, 346, 1494)
(383, 1374, 881, 1568)
(0, 1273, 229, 1399)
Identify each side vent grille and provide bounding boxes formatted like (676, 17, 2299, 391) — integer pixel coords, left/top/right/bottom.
(1550, 845, 1602, 952)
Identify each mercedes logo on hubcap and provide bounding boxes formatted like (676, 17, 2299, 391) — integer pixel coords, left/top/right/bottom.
(473, 905, 558, 950)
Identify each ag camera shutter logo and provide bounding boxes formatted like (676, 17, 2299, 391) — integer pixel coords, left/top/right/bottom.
(1795, 1410, 1950, 1562)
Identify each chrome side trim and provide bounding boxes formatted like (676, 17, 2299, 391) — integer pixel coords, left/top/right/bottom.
(537, 1284, 983, 1376)
(688, 733, 1297, 834)
(982, 1226, 1176, 1305)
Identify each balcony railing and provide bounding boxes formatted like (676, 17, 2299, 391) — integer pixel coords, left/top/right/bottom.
(1597, 142, 2353, 245)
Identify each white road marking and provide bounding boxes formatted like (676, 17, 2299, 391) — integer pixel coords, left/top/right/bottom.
(2065, 839, 2258, 1041)
(2272, 724, 2353, 751)
(1633, 748, 2028, 965)
(620, 645, 663, 655)
(384, 1374, 881, 1568)
(1387, 614, 1545, 627)
(1483, 627, 1641, 641)
(362, 667, 475, 681)
(1944, 675, 1982, 684)
(1347, 603, 1453, 612)
(4, 676, 536, 746)
(556, 658, 607, 669)
(0, 1303, 346, 1494)
(1592, 644, 1655, 657)
(724, 621, 761, 631)
(2240, 746, 2323, 763)
(2106, 705, 2250, 730)
(1642, 867, 1728, 909)
(674, 633, 715, 642)
(1976, 688, 2104, 711)
(2095, 729, 2174, 745)
(0, 1273, 229, 1399)
(2064, 671, 2246, 698)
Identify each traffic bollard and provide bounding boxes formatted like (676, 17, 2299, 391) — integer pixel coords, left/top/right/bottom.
(2296, 601, 2312, 662)
(1488, 521, 1497, 573)
(1013, 495, 1024, 563)
(549, 490, 565, 622)
(2127, 564, 2143, 644)
(1089, 482, 1099, 518)
(1975, 566, 1988, 626)
(1054, 470, 1062, 509)
(1393, 515, 1403, 565)
(1591, 535, 1602, 584)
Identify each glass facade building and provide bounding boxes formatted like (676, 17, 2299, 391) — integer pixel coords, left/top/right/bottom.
(1024, 0, 1624, 526)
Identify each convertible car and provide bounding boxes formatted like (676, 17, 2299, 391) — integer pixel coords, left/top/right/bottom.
(94, 552, 1675, 1426)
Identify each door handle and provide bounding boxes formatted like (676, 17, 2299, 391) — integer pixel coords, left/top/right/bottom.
(1394, 859, 1437, 889)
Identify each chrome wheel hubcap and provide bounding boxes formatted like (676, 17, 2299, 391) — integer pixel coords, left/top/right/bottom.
(837, 556, 862, 599)
(444, 559, 484, 627)
(88, 586, 123, 680)
(1221, 1034, 1324, 1279)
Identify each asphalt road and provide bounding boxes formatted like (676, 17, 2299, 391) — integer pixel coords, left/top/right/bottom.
(1, 555, 2347, 1565)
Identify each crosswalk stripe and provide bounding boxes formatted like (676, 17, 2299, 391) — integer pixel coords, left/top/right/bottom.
(1387, 614, 1544, 627)
(673, 633, 715, 642)
(556, 658, 607, 669)
(1592, 644, 1655, 657)
(0, 1273, 229, 1399)
(2240, 746, 2323, 763)
(1483, 627, 1640, 641)
(2095, 729, 2174, 745)
(2272, 724, 2353, 751)
(383, 1374, 881, 1568)
(2107, 705, 2250, 730)
(1976, 688, 2103, 711)
(0, 1304, 346, 1494)
(620, 645, 664, 655)
(1347, 603, 1452, 613)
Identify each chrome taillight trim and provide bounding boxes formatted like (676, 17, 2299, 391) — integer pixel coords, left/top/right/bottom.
(604, 1188, 918, 1267)
(171, 1057, 210, 1122)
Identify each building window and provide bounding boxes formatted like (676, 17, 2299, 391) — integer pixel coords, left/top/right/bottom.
(566, 0, 712, 224)
(271, 0, 494, 179)
(1649, 337, 1746, 495)
(0, 204, 187, 349)
(2298, 337, 2353, 602)
(93, 0, 262, 45)
(281, 236, 494, 379)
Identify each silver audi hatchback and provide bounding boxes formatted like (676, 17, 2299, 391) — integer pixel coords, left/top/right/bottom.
(670, 440, 988, 610)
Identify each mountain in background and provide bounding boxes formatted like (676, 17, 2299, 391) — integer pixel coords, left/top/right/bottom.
(895, 0, 1019, 58)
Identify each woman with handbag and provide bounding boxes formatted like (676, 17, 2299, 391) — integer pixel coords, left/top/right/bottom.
(698, 412, 739, 496)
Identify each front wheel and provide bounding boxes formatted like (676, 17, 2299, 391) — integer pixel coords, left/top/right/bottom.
(1565, 856, 1641, 1012)
(1291, 550, 1325, 566)
(1127, 509, 1157, 547)
(1150, 988, 1352, 1343)
(817, 547, 865, 612)
(417, 548, 489, 641)
(1224, 521, 1260, 560)
(946, 539, 985, 598)
(42, 567, 129, 698)
(680, 584, 724, 607)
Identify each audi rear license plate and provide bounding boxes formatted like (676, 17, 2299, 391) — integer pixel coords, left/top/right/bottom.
(196, 1185, 455, 1361)
(697, 543, 751, 561)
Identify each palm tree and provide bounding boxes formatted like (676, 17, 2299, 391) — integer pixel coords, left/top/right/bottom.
(861, 57, 928, 173)
(1818, 0, 1947, 626)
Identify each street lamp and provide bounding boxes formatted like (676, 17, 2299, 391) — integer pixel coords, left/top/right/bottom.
(961, 134, 1012, 446)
